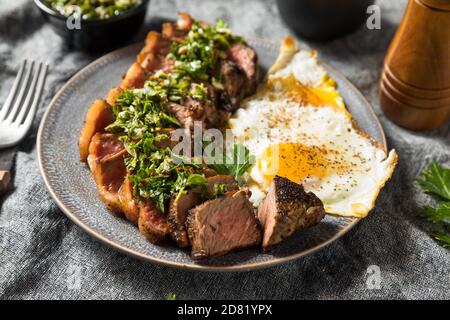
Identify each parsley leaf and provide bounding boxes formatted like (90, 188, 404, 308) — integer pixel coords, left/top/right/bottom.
(209, 144, 255, 182)
(165, 292, 176, 300)
(417, 161, 450, 249)
(417, 162, 450, 201)
(430, 230, 450, 248)
(419, 202, 450, 223)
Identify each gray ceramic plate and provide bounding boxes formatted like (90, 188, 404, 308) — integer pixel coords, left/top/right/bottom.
(37, 38, 386, 271)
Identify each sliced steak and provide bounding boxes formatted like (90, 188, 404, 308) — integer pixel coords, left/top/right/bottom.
(138, 31, 173, 73)
(220, 60, 246, 111)
(205, 175, 239, 197)
(118, 175, 140, 225)
(199, 82, 230, 127)
(227, 42, 259, 90)
(120, 62, 147, 89)
(258, 176, 325, 250)
(187, 191, 262, 259)
(87, 134, 127, 215)
(168, 175, 237, 248)
(227, 42, 259, 96)
(168, 191, 203, 247)
(202, 167, 218, 177)
(79, 100, 116, 162)
(106, 86, 123, 106)
(166, 98, 206, 130)
(138, 200, 171, 243)
(162, 12, 193, 41)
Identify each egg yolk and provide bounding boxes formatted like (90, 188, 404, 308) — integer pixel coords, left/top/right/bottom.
(267, 75, 345, 110)
(257, 143, 332, 185)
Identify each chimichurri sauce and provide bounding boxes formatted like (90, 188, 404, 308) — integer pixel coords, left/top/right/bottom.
(45, 0, 142, 20)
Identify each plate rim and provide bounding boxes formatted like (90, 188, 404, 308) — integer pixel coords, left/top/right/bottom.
(37, 39, 385, 272)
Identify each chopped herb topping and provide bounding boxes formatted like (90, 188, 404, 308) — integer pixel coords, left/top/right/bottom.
(169, 19, 242, 81)
(105, 19, 246, 210)
(45, 0, 141, 20)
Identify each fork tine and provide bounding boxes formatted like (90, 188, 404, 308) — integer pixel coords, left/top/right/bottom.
(0, 60, 27, 120)
(21, 63, 48, 130)
(5, 61, 35, 124)
(15, 63, 43, 125)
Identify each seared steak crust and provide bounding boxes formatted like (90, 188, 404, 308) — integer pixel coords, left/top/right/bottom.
(138, 200, 171, 243)
(168, 191, 203, 247)
(258, 176, 325, 250)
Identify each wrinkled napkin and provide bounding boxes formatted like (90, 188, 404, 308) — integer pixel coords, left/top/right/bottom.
(0, 0, 448, 299)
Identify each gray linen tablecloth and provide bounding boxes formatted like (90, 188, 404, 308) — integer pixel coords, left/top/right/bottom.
(0, 0, 449, 300)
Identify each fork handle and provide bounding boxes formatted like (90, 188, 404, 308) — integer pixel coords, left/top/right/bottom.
(0, 170, 10, 193)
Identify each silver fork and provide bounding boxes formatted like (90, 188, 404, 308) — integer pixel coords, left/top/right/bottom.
(0, 60, 48, 148)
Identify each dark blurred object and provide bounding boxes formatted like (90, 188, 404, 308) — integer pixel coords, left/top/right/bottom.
(33, 0, 150, 52)
(380, 0, 450, 130)
(276, 0, 374, 40)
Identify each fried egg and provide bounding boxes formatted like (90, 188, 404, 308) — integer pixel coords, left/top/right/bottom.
(229, 37, 397, 218)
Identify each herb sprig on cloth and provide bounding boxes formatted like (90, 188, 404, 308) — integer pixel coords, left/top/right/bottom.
(417, 162, 450, 248)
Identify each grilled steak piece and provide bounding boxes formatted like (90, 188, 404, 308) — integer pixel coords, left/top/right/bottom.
(168, 175, 238, 248)
(120, 62, 147, 89)
(87, 134, 127, 215)
(187, 191, 262, 259)
(202, 167, 218, 177)
(220, 60, 246, 111)
(168, 191, 203, 247)
(138, 31, 173, 73)
(227, 42, 259, 96)
(162, 12, 193, 41)
(79, 100, 116, 162)
(138, 200, 171, 243)
(118, 176, 140, 225)
(258, 176, 325, 250)
(214, 43, 259, 112)
(166, 98, 206, 131)
(205, 175, 239, 197)
(106, 86, 123, 106)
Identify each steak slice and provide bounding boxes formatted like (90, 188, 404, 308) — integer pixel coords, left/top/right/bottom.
(79, 100, 116, 162)
(205, 175, 239, 197)
(166, 98, 206, 131)
(87, 134, 127, 215)
(118, 175, 140, 225)
(106, 86, 123, 106)
(220, 60, 246, 111)
(138, 31, 173, 73)
(168, 175, 238, 248)
(227, 42, 259, 96)
(120, 62, 147, 89)
(187, 191, 262, 259)
(258, 176, 325, 250)
(138, 200, 171, 243)
(168, 191, 203, 247)
(162, 12, 193, 41)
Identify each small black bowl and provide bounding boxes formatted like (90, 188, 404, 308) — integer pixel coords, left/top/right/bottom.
(276, 0, 374, 41)
(33, 0, 150, 52)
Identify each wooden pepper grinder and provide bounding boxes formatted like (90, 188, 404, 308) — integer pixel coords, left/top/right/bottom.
(380, 0, 450, 130)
